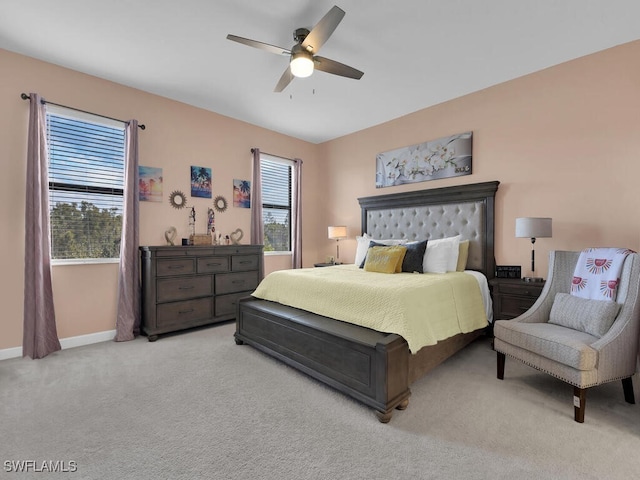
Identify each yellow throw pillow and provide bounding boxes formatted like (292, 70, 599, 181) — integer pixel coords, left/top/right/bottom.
(456, 240, 470, 272)
(364, 246, 407, 274)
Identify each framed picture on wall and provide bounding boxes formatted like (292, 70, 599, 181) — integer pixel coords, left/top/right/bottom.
(375, 131, 472, 188)
(233, 179, 251, 208)
(139, 166, 163, 202)
(190, 166, 212, 198)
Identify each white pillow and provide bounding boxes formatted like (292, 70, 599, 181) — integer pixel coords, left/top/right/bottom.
(423, 235, 461, 273)
(354, 234, 371, 266)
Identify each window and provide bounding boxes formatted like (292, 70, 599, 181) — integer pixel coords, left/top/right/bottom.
(260, 155, 292, 253)
(46, 105, 126, 262)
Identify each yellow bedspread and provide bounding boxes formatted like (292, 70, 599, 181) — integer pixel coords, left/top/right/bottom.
(251, 264, 488, 353)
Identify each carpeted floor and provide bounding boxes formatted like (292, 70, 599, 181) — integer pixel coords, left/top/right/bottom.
(1, 321, 639, 479)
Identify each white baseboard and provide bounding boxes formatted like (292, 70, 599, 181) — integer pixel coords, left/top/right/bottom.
(0, 329, 117, 361)
(0, 346, 22, 361)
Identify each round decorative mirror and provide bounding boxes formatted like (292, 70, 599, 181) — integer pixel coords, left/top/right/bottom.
(213, 195, 228, 213)
(169, 190, 187, 209)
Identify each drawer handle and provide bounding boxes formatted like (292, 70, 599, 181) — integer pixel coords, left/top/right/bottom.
(178, 308, 194, 315)
(232, 280, 245, 284)
(178, 285, 195, 290)
(239, 260, 252, 265)
(168, 265, 184, 270)
(207, 262, 222, 267)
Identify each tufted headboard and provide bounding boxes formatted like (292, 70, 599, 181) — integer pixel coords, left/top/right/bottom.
(358, 181, 499, 279)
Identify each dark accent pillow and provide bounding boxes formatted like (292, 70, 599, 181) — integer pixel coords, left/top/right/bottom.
(402, 240, 428, 273)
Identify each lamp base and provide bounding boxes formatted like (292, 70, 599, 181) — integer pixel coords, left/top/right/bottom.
(523, 276, 545, 283)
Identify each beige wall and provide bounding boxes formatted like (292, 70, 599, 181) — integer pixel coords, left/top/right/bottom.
(0, 49, 323, 350)
(2, 39, 640, 351)
(321, 40, 640, 277)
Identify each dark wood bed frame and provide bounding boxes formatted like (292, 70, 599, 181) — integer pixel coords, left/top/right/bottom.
(235, 181, 499, 422)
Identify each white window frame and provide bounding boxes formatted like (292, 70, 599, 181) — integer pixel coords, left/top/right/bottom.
(260, 153, 294, 255)
(46, 105, 126, 265)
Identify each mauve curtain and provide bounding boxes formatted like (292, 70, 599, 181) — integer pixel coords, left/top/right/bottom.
(291, 158, 303, 269)
(115, 120, 141, 341)
(250, 148, 265, 277)
(23, 93, 61, 359)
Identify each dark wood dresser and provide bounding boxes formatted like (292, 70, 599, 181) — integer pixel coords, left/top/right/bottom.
(489, 278, 545, 320)
(140, 245, 263, 341)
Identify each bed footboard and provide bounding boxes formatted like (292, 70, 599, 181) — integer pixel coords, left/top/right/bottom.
(235, 297, 411, 422)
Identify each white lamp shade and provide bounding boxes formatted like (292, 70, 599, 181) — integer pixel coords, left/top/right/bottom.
(515, 217, 552, 239)
(328, 226, 347, 239)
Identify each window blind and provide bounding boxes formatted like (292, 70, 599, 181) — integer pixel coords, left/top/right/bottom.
(260, 156, 292, 252)
(46, 107, 125, 260)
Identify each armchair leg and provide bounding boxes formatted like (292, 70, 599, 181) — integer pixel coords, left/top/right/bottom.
(497, 352, 505, 380)
(622, 377, 635, 404)
(573, 387, 586, 423)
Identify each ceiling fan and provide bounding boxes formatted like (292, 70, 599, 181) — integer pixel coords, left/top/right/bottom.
(227, 5, 364, 92)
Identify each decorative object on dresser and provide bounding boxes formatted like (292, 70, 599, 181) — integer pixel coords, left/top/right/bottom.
(515, 217, 552, 282)
(140, 245, 263, 341)
(190, 234, 212, 246)
(489, 277, 545, 320)
(229, 228, 244, 245)
(327, 225, 347, 264)
(164, 227, 177, 246)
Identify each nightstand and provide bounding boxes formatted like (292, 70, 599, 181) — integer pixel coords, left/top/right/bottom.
(489, 278, 545, 320)
(314, 262, 341, 267)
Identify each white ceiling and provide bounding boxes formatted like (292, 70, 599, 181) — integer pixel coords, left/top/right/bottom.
(2, 1, 639, 144)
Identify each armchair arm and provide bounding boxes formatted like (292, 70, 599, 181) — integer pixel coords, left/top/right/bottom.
(510, 250, 580, 324)
(590, 253, 640, 382)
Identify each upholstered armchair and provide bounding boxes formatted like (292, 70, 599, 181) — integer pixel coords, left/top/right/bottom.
(494, 250, 640, 423)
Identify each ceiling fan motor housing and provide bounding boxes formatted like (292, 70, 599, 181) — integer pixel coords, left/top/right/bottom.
(294, 28, 310, 45)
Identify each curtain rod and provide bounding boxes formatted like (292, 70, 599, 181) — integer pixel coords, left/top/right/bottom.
(250, 148, 293, 160)
(20, 93, 145, 130)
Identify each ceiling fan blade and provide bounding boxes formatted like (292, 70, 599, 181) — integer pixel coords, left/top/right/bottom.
(301, 5, 345, 53)
(226, 34, 290, 55)
(274, 67, 294, 93)
(314, 56, 364, 80)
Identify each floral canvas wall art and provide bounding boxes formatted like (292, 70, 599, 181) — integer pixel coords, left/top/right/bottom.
(375, 132, 472, 188)
(139, 166, 163, 202)
(233, 179, 251, 208)
(191, 166, 212, 198)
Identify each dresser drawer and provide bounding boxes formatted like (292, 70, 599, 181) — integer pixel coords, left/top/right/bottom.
(197, 256, 230, 273)
(500, 295, 538, 318)
(231, 255, 260, 272)
(499, 283, 543, 297)
(215, 292, 250, 317)
(156, 258, 196, 277)
(216, 271, 259, 295)
(156, 298, 213, 329)
(157, 276, 212, 302)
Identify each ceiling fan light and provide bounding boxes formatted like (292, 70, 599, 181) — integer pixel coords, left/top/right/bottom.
(290, 53, 314, 78)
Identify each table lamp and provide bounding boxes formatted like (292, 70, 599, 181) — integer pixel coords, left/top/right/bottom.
(515, 217, 552, 282)
(328, 226, 347, 264)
